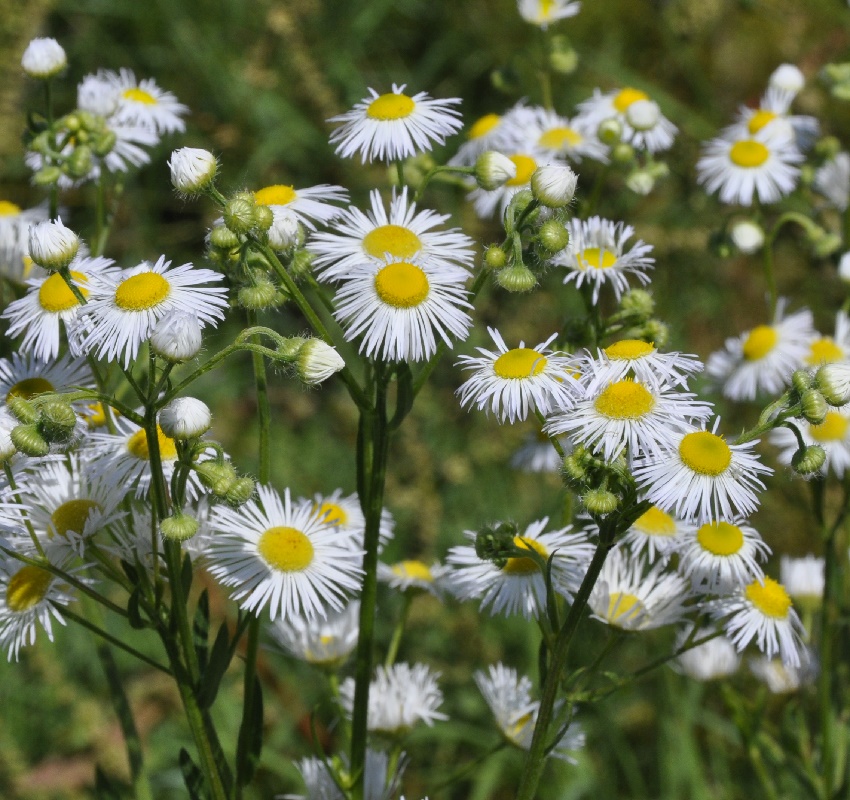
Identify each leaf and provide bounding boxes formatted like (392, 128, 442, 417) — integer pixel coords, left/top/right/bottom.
(181, 552, 194, 603)
(194, 589, 210, 675)
(236, 675, 264, 787)
(390, 362, 413, 429)
(120, 559, 139, 584)
(126, 588, 146, 630)
(179, 748, 207, 800)
(197, 622, 231, 709)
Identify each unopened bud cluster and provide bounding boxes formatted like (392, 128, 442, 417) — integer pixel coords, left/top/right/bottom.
(7, 394, 80, 456)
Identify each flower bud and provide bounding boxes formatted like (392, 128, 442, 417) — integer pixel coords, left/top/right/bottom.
(530, 164, 578, 208)
(161, 512, 200, 542)
(620, 289, 655, 316)
(484, 245, 507, 270)
(21, 38, 67, 79)
(238, 279, 284, 310)
(769, 63, 805, 95)
(548, 35, 578, 74)
(792, 369, 815, 394)
(626, 99, 660, 132)
(66, 146, 94, 179)
(169, 148, 218, 195)
(801, 389, 828, 425)
(39, 401, 78, 444)
(495, 263, 537, 293)
(638, 320, 669, 348)
(611, 142, 635, 164)
(815, 136, 841, 161)
(815, 363, 850, 406)
(290, 249, 314, 280)
(33, 166, 63, 186)
(792, 444, 827, 476)
(195, 461, 238, 496)
(597, 118, 622, 145)
(474, 151, 517, 191)
(159, 397, 211, 440)
(150, 312, 203, 363)
(267, 209, 302, 250)
(253, 204, 274, 233)
(503, 189, 535, 233)
(561, 453, 588, 487)
(583, 488, 619, 515)
(730, 220, 765, 254)
(839, 253, 850, 285)
(11, 423, 50, 457)
(296, 339, 345, 386)
(209, 224, 241, 251)
(626, 169, 654, 195)
(28, 218, 80, 272)
(226, 476, 256, 506)
(538, 219, 570, 252)
(474, 522, 518, 566)
(7, 396, 39, 425)
(223, 192, 258, 235)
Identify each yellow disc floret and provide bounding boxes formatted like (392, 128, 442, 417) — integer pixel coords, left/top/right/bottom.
(315, 502, 349, 526)
(607, 591, 645, 625)
(604, 339, 655, 361)
(51, 499, 101, 538)
(633, 506, 677, 537)
(577, 247, 617, 271)
(114, 272, 170, 311)
(696, 521, 744, 556)
(493, 348, 548, 379)
(367, 93, 415, 120)
(362, 225, 422, 260)
(38, 270, 89, 313)
(255, 185, 297, 206)
(6, 377, 53, 402)
(538, 126, 582, 150)
(123, 87, 157, 105)
(374, 262, 429, 308)
(6, 566, 52, 612)
(810, 412, 849, 442)
(127, 426, 178, 461)
(679, 431, 732, 476)
(506, 154, 537, 186)
(747, 110, 777, 135)
(745, 577, 792, 618)
(391, 560, 434, 582)
(502, 536, 548, 575)
(729, 140, 770, 168)
(469, 113, 500, 139)
(807, 338, 844, 365)
(613, 88, 649, 113)
(258, 526, 314, 572)
(0, 200, 22, 216)
(594, 380, 655, 419)
(742, 325, 777, 361)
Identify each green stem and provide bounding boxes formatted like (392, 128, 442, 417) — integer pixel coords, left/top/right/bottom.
(93, 176, 112, 257)
(248, 311, 271, 485)
(3, 463, 46, 557)
(396, 161, 405, 188)
(235, 614, 261, 797)
(384, 593, 413, 667)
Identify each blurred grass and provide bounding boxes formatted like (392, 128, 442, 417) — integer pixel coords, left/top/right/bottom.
(2, 0, 850, 797)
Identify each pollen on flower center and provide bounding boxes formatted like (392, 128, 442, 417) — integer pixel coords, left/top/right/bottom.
(127, 426, 178, 461)
(38, 270, 89, 313)
(697, 521, 744, 556)
(362, 225, 422, 259)
(607, 591, 645, 623)
(742, 325, 777, 360)
(679, 431, 732, 476)
(604, 339, 655, 361)
(469, 113, 500, 139)
(315, 501, 349, 526)
(807, 338, 844, 365)
(7, 377, 53, 402)
(539, 126, 582, 149)
(613, 87, 649, 113)
(255, 185, 297, 206)
(258, 526, 315, 572)
(633, 505, 676, 537)
(502, 536, 548, 575)
(366, 92, 415, 121)
(594, 380, 655, 419)
(577, 247, 617, 271)
(114, 272, 170, 311)
(747, 110, 777, 135)
(6, 566, 52, 612)
(0, 200, 22, 216)
(729, 140, 770, 168)
(810, 412, 849, 442)
(745, 577, 792, 618)
(392, 560, 434, 582)
(374, 262, 430, 308)
(51, 499, 101, 538)
(123, 87, 157, 105)
(506, 154, 537, 186)
(493, 348, 548, 379)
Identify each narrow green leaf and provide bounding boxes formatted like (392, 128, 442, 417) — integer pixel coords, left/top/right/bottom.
(237, 675, 264, 787)
(197, 622, 231, 709)
(178, 748, 206, 800)
(126, 588, 146, 630)
(194, 589, 211, 676)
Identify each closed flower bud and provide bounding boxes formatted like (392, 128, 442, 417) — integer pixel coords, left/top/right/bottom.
(474, 151, 517, 191)
(209, 224, 241, 250)
(769, 64, 805, 95)
(195, 461, 237, 496)
(290, 249, 314, 279)
(611, 142, 635, 164)
(253, 204, 274, 232)
(39, 401, 78, 444)
(169, 148, 218, 195)
(238, 279, 283, 310)
(792, 444, 827, 475)
(730, 220, 765, 254)
(626, 99, 661, 132)
(226, 476, 256, 506)
(496, 263, 537, 293)
(801, 389, 828, 425)
(561, 453, 588, 487)
(223, 192, 257, 235)
(548, 35, 578, 74)
(640, 320, 669, 348)
(161, 512, 200, 542)
(159, 397, 211, 440)
(7, 396, 39, 424)
(296, 339, 345, 386)
(583, 488, 619, 515)
(626, 168, 654, 195)
(268, 209, 302, 250)
(11, 423, 50, 457)
(839, 253, 850, 285)
(33, 165, 63, 186)
(815, 363, 850, 406)
(66, 146, 94, 179)
(538, 219, 570, 252)
(91, 129, 118, 158)
(484, 245, 507, 270)
(597, 118, 623, 145)
(792, 369, 815, 394)
(28, 218, 79, 272)
(504, 189, 535, 233)
(21, 38, 67, 79)
(150, 312, 203, 363)
(620, 289, 655, 316)
(530, 164, 578, 208)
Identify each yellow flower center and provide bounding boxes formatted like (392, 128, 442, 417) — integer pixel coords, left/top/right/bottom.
(469, 113, 500, 139)
(607, 591, 645, 624)
(22, 256, 35, 280)
(0, 200, 22, 216)
(747, 110, 778, 135)
(114, 272, 170, 311)
(51, 499, 101, 538)
(6, 377, 53, 402)
(729, 140, 770, 168)
(577, 247, 617, 270)
(679, 431, 732, 476)
(366, 92, 415, 120)
(6, 566, 52, 612)
(745, 577, 792, 619)
(633, 505, 677, 537)
(506, 711, 534, 744)
(126, 426, 178, 461)
(696, 521, 744, 556)
(604, 339, 655, 360)
(538, 126, 583, 150)
(493, 348, 548, 379)
(257, 526, 314, 572)
(254, 185, 297, 206)
(807, 338, 844, 365)
(362, 225, 421, 260)
(613, 88, 649, 113)
(506, 154, 537, 186)
(315, 501, 349, 526)
(374, 261, 429, 308)
(502, 536, 548, 575)
(810, 412, 849, 442)
(391, 560, 434, 582)
(594, 380, 655, 419)
(742, 325, 777, 360)
(85, 402, 113, 428)
(123, 87, 157, 105)
(38, 270, 89, 313)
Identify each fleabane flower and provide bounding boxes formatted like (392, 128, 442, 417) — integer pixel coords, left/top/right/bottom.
(21, 38, 66, 79)
(750, 647, 817, 693)
(0, 200, 48, 283)
(149, 311, 204, 363)
(804, 312, 850, 367)
(28, 218, 79, 272)
(207, 486, 364, 621)
(530, 164, 578, 208)
(288, 749, 403, 800)
(504, 106, 608, 164)
(78, 256, 228, 367)
(517, 0, 581, 27)
(334, 255, 472, 362)
(0, 351, 93, 405)
(329, 83, 462, 163)
(468, 151, 545, 219)
(552, 216, 654, 303)
(169, 147, 217, 195)
(254, 183, 348, 231)
(159, 397, 211, 440)
(455, 327, 579, 424)
(633, 421, 772, 524)
(814, 152, 850, 211)
(269, 601, 359, 668)
(295, 339, 346, 386)
(107, 68, 188, 135)
(770, 405, 850, 478)
(706, 303, 814, 401)
(618, 504, 686, 563)
(577, 339, 703, 390)
(378, 559, 451, 597)
(674, 627, 741, 681)
(306, 488, 394, 552)
(780, 555, 824, 607)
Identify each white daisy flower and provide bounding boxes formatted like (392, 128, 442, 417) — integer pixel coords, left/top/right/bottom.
(254, 183, 348, 231)
(329, 83, 462, 163)
(780, 555, 824, 606)
(107, 68, 188, 135)
(749, 647, 817, 693)
(633, 420, 772, 524)
(306, 488, 394, 552)
(455, 327, 579, 424)
(0, 351, 93, 406)
(677, 517, 770, 593)
(310, 186, 474, 283)
(770, 406, 850, 478)
(77, 256, 227, 367)
(733, 97, 818, 152)
(510, 429, 568, 473)
(674, 627, 741, 681)
(333, 255, 472, 362)
(712, 576, 806, 667)
(804, 312, 850, 367)
(552, 216, 654, 303)
(449, 111, 515, 167)
(705, 303, 814, 401)
(468, 151, 547, 219)
(474, 663, 585, 762)
(446, 519, 594, 619)
(0, 200, 47, 284)
(619, 504, 686, 563)
(2, 256, 119, 362)
(588, 549, 689, 631)
(77, 71, 122, 117)
(268, 600, 359, 668)
(287, 749, 403, 800)
(578, 339, 703, 390)
(814, 152, 850, 211)
(696, 127, 803, 206)
(517, 0, 581, 26)
(206, 485, 363, 621)
(377, 559, 451, 597)
(502, 105, 608, 164)
(103, 504, 165, 577)
(339, 662, 448, 735)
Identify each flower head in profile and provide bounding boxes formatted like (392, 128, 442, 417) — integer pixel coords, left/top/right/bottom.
(618, 504, 686, 563)
(0, 200, 48, 284)
(674, 627, 741, 682)
(268, 601, 359, 669)
(107, 68, 188, 135)
(329, 84, 462, 163)
(517, 0, 581, 28)
(254, 183, 348, 231)
(378, 559, 451, 597)
(770, 405, 850, 478)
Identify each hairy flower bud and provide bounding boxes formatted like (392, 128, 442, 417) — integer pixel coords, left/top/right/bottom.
(474, 151, 517, 191)
(583, 488, 619, 515)
(530, 164, 578, 208)
(792, 444, 827, 476)
(39, 401, 78, 444)
(11, 424, 50, 457)
(195, 461, 238, 497)
(223, 192, 257, 235)
(226, 476, 256, 506)
(538, 219, 570, 252)
(296, 339, 346, 386)
(7, 396, 39, 425)
(150, 312, 203, 363)
(815, 363, 850, 406)
(28, 218, 79, 272)
(496, 263, 537, 293)
(484, 245, 507, 270)
(21, 38, 67, 79)
(801, 389, 828, 425)
(159, 397, 211, 440)
(169, 147, 218, 195)
(161, 512, 200, 542)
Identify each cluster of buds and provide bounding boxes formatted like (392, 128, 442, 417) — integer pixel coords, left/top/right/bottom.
(473, 521, 549, 572)
(7, 393, 79, 457)
(562, 445, 634, 517)
(821, 62, 850, 102)
(598, 118, 670, 196)
(194, 458, 255, 507)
